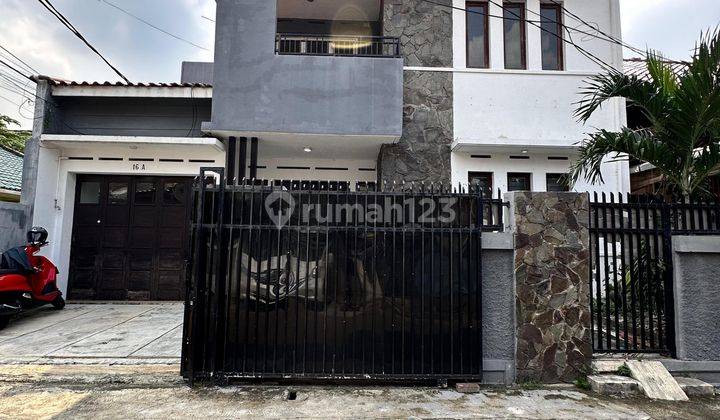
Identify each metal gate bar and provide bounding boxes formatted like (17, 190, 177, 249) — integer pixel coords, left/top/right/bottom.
(590, 193, 720, 355)
(183, 169, 506, 383)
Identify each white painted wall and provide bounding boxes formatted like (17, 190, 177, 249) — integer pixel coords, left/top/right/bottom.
(451, 151, 630, 195)
(447, 0, 628, 194)
(255, 157, 377, 184)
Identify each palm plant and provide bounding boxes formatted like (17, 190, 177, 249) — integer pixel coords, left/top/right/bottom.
(569, 30, 720, 198)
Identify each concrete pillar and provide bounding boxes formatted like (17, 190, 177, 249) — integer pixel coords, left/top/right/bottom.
(0, 80, 54, 251)
(672, 236, 720, 361)
(508, 192, 592, 383)
(379, 0, 453, 186)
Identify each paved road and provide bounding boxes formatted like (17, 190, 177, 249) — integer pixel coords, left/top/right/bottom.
(0, 303, 183, 365)
(0, 377, 718, 419)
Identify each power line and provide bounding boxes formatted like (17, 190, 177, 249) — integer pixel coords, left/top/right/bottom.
(546, 0, 645, 57)
(419, 0, 614, 70)
(0, 45, 40, 75)
(37, 0, 130, 83)
(0, 58, 89, 133)
(484, 0, 614, 70)
(0, 58, 34, 82)
(0, 93, 22, 107)
(98, 0, 210, 51)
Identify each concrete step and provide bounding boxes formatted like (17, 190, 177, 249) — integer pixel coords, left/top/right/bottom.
(674, 377, 716, 397)
(588, 375, 642, 397)
(592, 360, 625, 374)
(626, 360, 689, 401)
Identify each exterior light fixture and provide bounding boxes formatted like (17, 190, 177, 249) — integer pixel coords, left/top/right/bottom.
(303, 147, 313, 153)
(521, 149, 529, 154)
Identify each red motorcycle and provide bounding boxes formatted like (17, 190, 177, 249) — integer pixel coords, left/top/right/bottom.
(0, 227, 65, 330)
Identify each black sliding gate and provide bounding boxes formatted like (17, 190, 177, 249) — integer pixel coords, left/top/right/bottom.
(590, 193, 720, 355)
(182, 169, 506, 384)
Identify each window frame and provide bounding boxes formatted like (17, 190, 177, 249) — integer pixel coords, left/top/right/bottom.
(507, 172, 532, 192)
(540, 2, 564, 71)
(468, 171, 494, 197)
(466, 1, 490, 69)
(503, 1, 527, 70)
(546, 173, 570, 192)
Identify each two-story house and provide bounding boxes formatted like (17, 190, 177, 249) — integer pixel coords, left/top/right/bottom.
(12, 0, 628, 301)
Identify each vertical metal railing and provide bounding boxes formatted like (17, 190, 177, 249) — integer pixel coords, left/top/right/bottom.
(182, 173, 507, 383)
(275, 34, 402, 58)
(589, 193, 720, 355)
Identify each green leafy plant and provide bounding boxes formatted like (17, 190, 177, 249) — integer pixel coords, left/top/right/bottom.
(519, 379, 542, 390)
(0, 115, 30, 154)
(574, 376, 591, 391)
(616, 363, 632, 377)
(570, 29, 720, 198)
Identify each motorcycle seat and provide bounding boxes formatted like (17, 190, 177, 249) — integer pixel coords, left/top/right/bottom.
(0, 269, 28, 276)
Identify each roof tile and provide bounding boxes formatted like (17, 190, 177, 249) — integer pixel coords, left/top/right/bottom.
(0, 146, 23, 192)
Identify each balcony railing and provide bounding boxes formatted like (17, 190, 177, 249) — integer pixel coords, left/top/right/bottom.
(275, 33, 401, 58)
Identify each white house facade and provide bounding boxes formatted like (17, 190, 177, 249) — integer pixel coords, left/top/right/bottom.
(17, 0, 629, 300)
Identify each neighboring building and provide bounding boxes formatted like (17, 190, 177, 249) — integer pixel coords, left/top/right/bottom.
(624, 58, 720, 197)
(0, 145, 22, 202)
(15, 0, 628, 300)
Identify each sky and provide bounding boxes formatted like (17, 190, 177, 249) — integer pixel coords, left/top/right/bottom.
(0, 0, 718, 130)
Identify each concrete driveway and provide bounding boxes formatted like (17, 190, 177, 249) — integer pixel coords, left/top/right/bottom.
(0, 303, 183, 365)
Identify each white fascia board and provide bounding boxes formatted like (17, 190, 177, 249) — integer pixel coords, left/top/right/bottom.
(451, 138, 581, 153)
(40, 134, 225, 152)
(50, 85, 212, 98)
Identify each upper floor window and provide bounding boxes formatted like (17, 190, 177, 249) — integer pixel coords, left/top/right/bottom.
(466, 2, 489, 68)
(503, 2, 526, 70)
(540, 3, 564, 70)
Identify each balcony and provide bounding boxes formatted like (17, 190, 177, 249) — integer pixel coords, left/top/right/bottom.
(205, 0, 403, 147)
(275, 34, 401, 58)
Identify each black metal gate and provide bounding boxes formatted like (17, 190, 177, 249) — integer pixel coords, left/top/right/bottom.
(590, 193, 720, 355)
(182, 169, 505, 384)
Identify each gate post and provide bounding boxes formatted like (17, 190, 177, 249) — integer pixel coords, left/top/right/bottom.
(508, 192, 592, 383)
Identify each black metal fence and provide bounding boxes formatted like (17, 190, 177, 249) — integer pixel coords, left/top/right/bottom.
(275, 33, 402, 58)
(182, 169, 507, 384)
(590, 193, 720, 355)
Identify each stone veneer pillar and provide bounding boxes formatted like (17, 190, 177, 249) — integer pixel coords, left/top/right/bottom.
(378, 0, 453, 185)
(509, 192, 592, 383)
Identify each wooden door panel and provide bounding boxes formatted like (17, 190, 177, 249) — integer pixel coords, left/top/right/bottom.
(159, 250, 184, 270)
(102, 228, 128, 248)
(130, 228, 156, 248)
(69, 175, 191, 301)
(128, 271, 152, 291)
(105, 206, 130, 226)
(160, 207, 186, 227)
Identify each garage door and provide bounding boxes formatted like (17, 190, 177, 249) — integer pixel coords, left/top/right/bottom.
(68, 175, 192, 301)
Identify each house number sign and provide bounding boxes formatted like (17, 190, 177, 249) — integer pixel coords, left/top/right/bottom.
(131, 163, 148, 171)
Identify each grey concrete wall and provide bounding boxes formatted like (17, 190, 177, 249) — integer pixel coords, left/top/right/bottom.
(0, 81, 53, 251)
(481, 232, 516, 384)
(673, 236, 720, 362)
(50, 97, 211, 138)
(206, 0, 403, 137)
(181, 62, 214, 85)
(0, 202, 27, 251)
